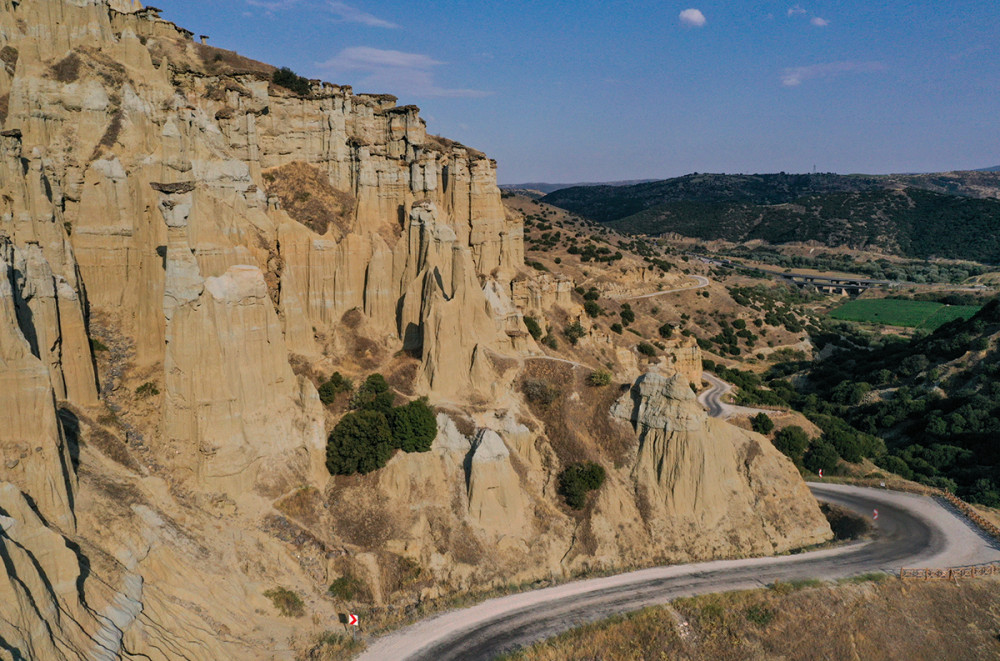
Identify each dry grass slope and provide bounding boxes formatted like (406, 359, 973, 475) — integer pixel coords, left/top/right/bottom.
(263, 161, 356, 237)
(501, 577, 1000, 661)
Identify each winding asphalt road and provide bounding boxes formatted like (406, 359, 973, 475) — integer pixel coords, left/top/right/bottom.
(357, 484, 1000, 661)
(697, 372, 773, 419)
(617, 275, 711, 300)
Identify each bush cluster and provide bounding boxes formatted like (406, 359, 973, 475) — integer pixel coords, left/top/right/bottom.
(263, 587, 305, 617)
(325, 375, 437, 476)
(272, 66, 311, 95)
(318, 371, 353, 405)
(557, 462, 606, 509)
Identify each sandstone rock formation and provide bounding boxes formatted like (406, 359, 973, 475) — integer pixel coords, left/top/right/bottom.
(0, 1, 833, 657)
(612, 372, 832, 556)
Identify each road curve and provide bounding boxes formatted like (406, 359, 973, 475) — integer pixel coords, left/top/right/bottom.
(357, 484, 999, 661)
(697, 371, 773, 419)
(618, 275, 710, 301)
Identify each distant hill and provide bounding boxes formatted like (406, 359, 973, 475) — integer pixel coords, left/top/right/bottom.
(500, 179, 656, 195)
(979, 165, 1000, 172)
(542, 172, 1000, 263)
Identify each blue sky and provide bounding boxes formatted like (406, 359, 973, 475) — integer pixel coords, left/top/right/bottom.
(154, 1, 1000, 183)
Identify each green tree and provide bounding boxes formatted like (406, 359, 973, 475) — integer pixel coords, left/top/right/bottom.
(564, 321, 586, 345)
(523, 316, 543, 340)
(804, 439, 840, 475)
(350, 373, 394, 412)
(318, 372, 352, 405)
(772, 425, 808, 466)
(637, 342, 657, 357)
(272, 67, 311, 95)
(620, 304, 636, 326)
(587, 370, 612, 387)
(584, 300, 603, 318)
(658, 323, 675, 339)
(558, 462, 606, 509)
(387, 399, 437, 453)
(751, 413, 775, 435)
(326, 410, 394, 475)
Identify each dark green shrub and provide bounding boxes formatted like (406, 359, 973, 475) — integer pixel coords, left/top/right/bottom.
(875, 454, 913, 480)
(658, 323, 674, 339)
(751, 413, 774, 435)
(135, 382, 159, 399)
(90, 338, 109, 352)
(584, 300, 603, 318)
(637, 342, 657, 357)
(318, 372, 353, 405)
(610, 323, 623, 334)
(326, 410, 395, 475)
(587, 370, 612, 387)
(387, 398, 437, 453)
(620, 304, 635, 326)
(558, 462, 606, 509)
(522, 379, 560, 406)
(263, 587, 305, 617)
(773, 425, 809, 467)
(523, 316, 543, 340)
(564, 321, 586, 345)
(804, 439, 840, 474)
(328, 574, 366, 601)
(272, 66, 311, 95)
(350, 373, 394, 412)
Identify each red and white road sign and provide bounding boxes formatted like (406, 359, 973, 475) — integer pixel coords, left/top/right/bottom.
(348, 613, 359, 627)
(818, 469, 823, 478)
(873, 509, 879, 520)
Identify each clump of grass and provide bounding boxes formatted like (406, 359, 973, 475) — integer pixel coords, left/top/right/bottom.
(135, 382, 159, 398)
(838, 572, 891, 585)
(263, 587, 305, 617)
(329, 573, 366, 601)
(90, 338, 110, 353)
(770, 578, 824, 594)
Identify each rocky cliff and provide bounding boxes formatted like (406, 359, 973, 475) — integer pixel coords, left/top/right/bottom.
(0, 1, 830, 657)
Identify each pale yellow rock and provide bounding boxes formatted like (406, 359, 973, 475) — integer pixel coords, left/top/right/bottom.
(613, 372, 832, 556)
(0, 239, 77, 532)
(467, 429, 528, 538)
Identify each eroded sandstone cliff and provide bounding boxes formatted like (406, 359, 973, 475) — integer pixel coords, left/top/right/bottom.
(0, 1, 831, 657)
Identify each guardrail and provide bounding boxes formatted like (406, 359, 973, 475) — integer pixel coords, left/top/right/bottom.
(901, 563, 1000, 581)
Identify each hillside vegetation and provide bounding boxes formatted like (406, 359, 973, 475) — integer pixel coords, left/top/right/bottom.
(768, 299, 1000, 505)
(542, 172, 1000, 263)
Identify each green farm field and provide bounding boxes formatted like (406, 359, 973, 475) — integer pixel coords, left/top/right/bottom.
(827, 298, 981, 330)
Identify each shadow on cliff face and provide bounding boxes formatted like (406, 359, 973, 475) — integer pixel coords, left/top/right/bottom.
(58, 407, 81, 473)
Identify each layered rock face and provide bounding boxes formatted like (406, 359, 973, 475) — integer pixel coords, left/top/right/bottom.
(612, 373, 831, 556)
(0, 1, 831, 657)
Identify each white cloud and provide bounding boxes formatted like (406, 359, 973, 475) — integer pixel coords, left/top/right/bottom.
(788, 5, 806, 16)
(245, 0, 300, 10)
(321, 47, 441, 70)
(318, 47, 491, 98)
(679, 8, 707, 27)
(244, 0, 396, 27)
(781, 61, 886, 86)
(327, 2, 398, 28)
(811, 16, 830, 27)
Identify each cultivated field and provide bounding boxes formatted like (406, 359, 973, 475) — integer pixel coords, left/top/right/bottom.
(828, 298, 980, 330)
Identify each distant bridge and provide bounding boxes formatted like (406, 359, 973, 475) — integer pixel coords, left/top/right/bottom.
(691, 255, 898, 294)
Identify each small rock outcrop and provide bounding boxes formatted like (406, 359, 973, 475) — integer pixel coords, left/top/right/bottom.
(613, 373, 832, 556)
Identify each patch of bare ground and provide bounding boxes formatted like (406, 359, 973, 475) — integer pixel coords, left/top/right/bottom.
(501, 576, 1000, 661)
(262, 161, 355, 237)
(521, 360, 635, 469)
